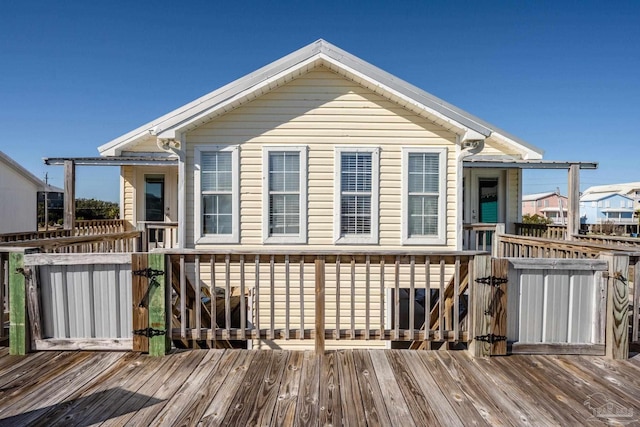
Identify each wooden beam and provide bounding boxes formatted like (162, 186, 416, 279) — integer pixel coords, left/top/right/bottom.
(490, 258, 508, 356)
(567, 164, 580, 240)
(26, 266, 43, 349)
(602, 253, 629, 359)
(148, 253, 169, 356)
(9, 252, 27, 355)
(469, 254, 491, 358)
(63, 160, 76, 230)
(131, 253, 148, 353)
(315, 257, 325, 355)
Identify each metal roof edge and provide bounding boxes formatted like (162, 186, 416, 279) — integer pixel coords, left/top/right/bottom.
(100, 39, 544, 158)
(0, 150, 48, 190)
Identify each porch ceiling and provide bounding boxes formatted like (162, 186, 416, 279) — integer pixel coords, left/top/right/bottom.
(43, 156, 178, 166)
(463, 156, 598, 170)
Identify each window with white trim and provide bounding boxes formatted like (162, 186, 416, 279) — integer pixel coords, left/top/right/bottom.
(402, 148, 446, 245)
(334, 147, 379, 244)
(263, 146, 307, 243)
(195, 145, 239, 243)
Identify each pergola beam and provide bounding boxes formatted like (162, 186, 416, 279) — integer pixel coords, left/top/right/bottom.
(63, 160, 75, 230)
(567, 164, 580, 240)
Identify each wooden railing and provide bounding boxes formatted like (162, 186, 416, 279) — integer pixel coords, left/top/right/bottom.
(573, 234, 640, 249)
(0, 231, 141, 253)
(155, 250, 485, 353)
(631, 255, 640, 346)
(0, 219, 126, 244)
(463, 223, 504, 253)
(514, 223, 567, 240)
(137, 221, 178, 251)
(74, 219, 126, 235)
(497, 234, 607, 259)
(0, 229, 71, 243)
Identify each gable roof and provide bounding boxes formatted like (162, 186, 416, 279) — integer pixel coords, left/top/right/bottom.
(522, 192, 567, 201)
(0, 151, 61, 192)
(580, 192, 633, 202)
(99, 39, 544, 159)
(582, 182, 640, 197)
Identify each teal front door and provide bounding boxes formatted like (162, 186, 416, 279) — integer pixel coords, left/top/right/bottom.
(478, 178, 499, 223)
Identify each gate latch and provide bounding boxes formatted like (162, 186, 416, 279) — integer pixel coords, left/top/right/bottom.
(475, 276, 508, 287)
(133, 268, 165, 307)
(133, 327, 166, 338)
(474, 334, 507, 344)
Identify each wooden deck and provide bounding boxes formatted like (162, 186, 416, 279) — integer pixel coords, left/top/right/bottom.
(0, 349, 639, 426)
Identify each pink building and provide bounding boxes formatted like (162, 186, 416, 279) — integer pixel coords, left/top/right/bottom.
(522, 192, 568, 224)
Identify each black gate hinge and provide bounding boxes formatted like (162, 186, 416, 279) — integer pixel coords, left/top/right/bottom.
(475, 276, 508, 287)
(474, 334, 507, 344)
(133, 268, 166, 307)
(133, 327, 166, 338)
(133, 268, 165, 281)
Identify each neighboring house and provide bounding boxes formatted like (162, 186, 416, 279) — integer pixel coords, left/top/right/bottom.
(522, 192, 568, 225)
(582, 182, 640, 211)
(579, 192, 635, 227)
(44, 40, 598, 349)
(0, 151, 61, 234)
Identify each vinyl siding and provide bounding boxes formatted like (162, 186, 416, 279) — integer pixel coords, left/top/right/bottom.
(186, 67, 459, 250)
(0, 161, 39, 233)
(181, 67, 465, 349)
(121, 166, 135, 227)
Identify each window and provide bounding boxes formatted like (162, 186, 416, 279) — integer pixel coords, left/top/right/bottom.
(262, 146, 307, 243)
(195, 145, 239, 243)
(334, 147, 379, 244)
(592, 201, 597, 208)
(402, 148, 446, 245)
(544, 200, 550, 207)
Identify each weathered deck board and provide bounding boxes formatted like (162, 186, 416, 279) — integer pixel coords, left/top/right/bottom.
(0, 349, 638, 426)
(410, 351, 484, 426)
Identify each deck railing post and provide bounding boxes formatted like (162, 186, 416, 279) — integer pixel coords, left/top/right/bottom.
(602, 252, 629, 359)
(492, 223, 505, 257)
(315, 256, 325, 355)
(148, 253, 170, 356)
(469, 254, 491, 358)
(9, 252, 27, 355)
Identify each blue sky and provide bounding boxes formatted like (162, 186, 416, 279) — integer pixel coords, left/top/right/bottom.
(1, 0, 639, 202)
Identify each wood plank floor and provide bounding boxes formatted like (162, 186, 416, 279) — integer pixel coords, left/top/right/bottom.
(0, 348, 639, 426)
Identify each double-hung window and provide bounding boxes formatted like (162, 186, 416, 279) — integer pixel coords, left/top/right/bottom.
(195, 145, 239, 243)
(263, 146, 307, 243)
(334, 147, 380, 244)
(402, 148, 446, 245)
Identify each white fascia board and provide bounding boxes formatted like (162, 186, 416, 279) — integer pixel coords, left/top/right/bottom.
(489, 132, 544, 160)
(99, 42, 325, 155)
(318, 54, 471, 137)
(157, 56, 322, 139)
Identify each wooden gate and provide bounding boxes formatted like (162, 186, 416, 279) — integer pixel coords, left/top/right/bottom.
(469, 256, 509, 357)
(506, 258, 608, 355)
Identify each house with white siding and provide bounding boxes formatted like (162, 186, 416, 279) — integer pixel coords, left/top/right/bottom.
(43, 40, 599, 349)
(0, 151, 59, 234)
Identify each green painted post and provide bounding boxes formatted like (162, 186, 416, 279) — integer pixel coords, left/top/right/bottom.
(9, 253, 26, 355)
(148, 253, 170, 356)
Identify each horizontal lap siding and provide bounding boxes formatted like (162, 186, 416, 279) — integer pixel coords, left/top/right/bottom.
(184, 67, 458, 349)
(186, 67, 458, 249)
(121, 166, 135, 227)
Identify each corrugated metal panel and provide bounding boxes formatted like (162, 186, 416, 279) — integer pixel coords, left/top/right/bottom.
(512, 264, 601, 345)
(39, 263, 131, 339)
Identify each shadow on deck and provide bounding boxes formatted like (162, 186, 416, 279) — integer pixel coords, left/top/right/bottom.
(0, 348, 639, 426)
